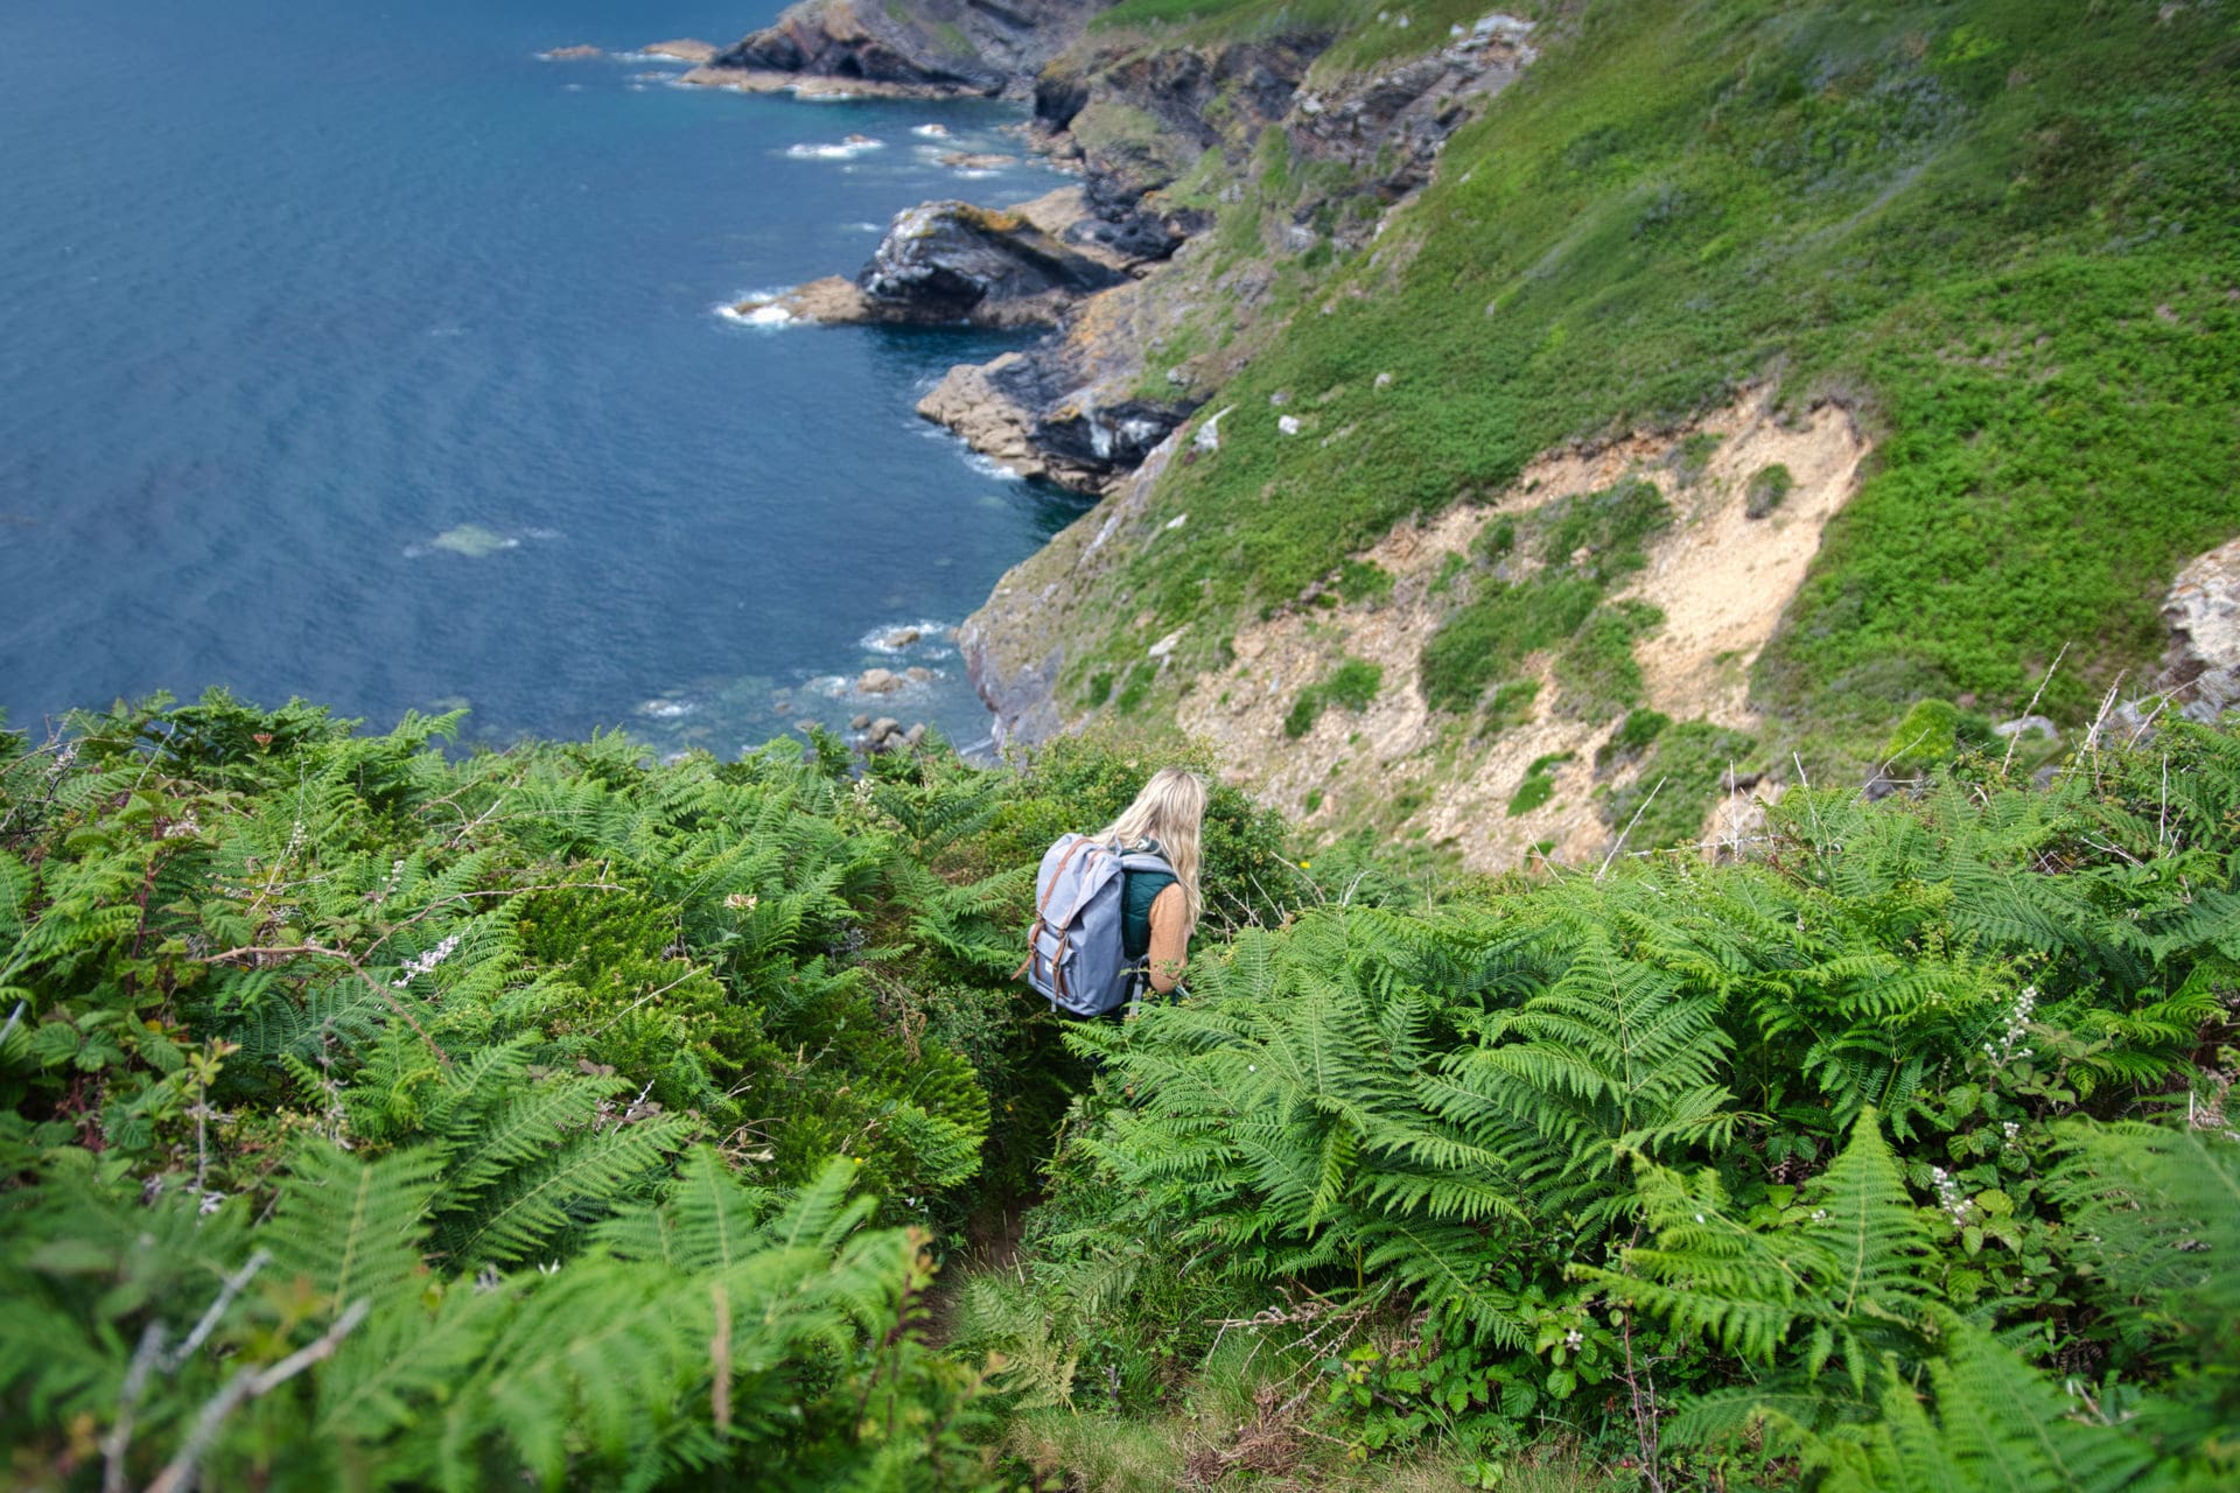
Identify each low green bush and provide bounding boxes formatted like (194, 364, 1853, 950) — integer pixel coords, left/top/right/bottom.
(1422, 481, 1674, 716)
(1553, 599, 1664, 723)
(1669, 430, 1722, 486)
(1601, 719, 1758, 851)
(1335, 557, 1396, 606)
(1507, 752, 1572, 816)
(1485, 678, 1542, 733)
(1285, 657, 1385, 737)
(1744, 461, 1794, 518)
(1596, 707, 1671, 771)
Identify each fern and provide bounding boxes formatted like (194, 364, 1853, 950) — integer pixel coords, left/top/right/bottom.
(1583, 1110, 1931, 1403)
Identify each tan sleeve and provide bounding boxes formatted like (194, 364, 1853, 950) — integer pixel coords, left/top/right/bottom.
(1145, 882, 1192, 993)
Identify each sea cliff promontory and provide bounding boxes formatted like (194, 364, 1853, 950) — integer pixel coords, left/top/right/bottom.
(710, 0, 2240, 870)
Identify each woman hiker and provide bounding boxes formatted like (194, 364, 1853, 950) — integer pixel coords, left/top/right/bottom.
(1097, 767, 1207, 1005)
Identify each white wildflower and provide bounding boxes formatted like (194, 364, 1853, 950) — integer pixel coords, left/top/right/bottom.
(391, 934, 462, 989)
(1929, 1165, 1972, 1226)
(1985, 985, 2037, 1064)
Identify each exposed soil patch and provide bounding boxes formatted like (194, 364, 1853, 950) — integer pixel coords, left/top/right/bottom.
(1174, 393, 1869, 872)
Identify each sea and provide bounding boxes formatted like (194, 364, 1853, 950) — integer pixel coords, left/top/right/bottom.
(0, 0, 1087, 758)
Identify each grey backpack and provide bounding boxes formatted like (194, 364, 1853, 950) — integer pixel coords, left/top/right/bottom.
(1017, 834, 1175, 1017)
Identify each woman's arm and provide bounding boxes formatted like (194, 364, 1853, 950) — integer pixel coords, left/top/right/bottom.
(1145, 882, 1192, 993)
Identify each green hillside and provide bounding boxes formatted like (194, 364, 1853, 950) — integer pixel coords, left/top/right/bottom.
(8, 1, 2240, 1488)
(1067, 0, 2238, 746)
(5, 692, 2240, 1489)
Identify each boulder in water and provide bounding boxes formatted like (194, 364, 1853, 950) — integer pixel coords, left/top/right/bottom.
(639, 38, 717, 63)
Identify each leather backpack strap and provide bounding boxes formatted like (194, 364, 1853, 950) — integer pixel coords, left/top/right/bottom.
(1018, 838, 1100, 983)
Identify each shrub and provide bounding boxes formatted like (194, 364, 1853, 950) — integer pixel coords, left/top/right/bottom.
(1420, 576, 1600, 714)
(1744, 462, 1794, 518)
(1486, 679, 1542, 732)
(1596, 707, 1672, 771)
(1285, 657, 1384, 738)
(1335, 557, 1396, 606)
(1534, 479, 1673, 585)
(1507, 752, 1573, 816)
(1554, 600, 1664, 723)
(1670, 430, 1722, 485)
(1880, 697, 1962, 775)
(1603, 719, 1758, 850)
(1422, 481, 1675, 715)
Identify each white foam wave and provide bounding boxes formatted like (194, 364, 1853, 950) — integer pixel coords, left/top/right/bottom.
(785, 138, 886, 160)
(714, 293, 798, 329)
(963, 452, 1025, 482)
(912, 123, 951, 138)
(637, 699, 697, 721)
(858, 620, 955, 654)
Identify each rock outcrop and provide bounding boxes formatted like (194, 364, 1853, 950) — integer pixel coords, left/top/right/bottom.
(961, 432, 1186, 746)
(729, 190, 1132, 331)
(914, 17, 1539, 492)
(2160, 537, 2240, 721)
(859, 202, 1128, 325)
(639, 39, 718, 63)
(699, 0, 1121, 99)
(919, 348, 1194, 489)
(1284, 16, 1538, 243)
(1033, 35, 1324, 203)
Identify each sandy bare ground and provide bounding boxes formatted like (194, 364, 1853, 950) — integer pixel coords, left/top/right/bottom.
(1174, 392, 1869, 872)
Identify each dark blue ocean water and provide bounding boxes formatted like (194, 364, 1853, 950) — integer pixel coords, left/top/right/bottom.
(0, 0, 1082, 754)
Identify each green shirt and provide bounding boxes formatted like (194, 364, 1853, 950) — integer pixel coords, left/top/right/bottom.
(1120, 840, 1178, 963)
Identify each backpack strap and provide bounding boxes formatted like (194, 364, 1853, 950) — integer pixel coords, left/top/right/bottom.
(1011, 836, 1104, 983)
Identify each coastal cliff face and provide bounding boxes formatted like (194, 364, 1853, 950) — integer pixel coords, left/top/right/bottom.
(703, 0, 1120, 96)
(730, 0, 2240, 871)
(914, 16, 1540, 494)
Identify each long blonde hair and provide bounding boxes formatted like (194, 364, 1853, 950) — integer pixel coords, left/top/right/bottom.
(1097, 767, 1207, 925)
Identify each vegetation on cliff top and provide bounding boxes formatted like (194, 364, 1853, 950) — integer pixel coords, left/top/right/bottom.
(1065, 0, 2239, 755)
(6, 691, 2240, 1490)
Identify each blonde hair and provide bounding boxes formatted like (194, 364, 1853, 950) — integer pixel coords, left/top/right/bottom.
(1097, 767, 1207, 925)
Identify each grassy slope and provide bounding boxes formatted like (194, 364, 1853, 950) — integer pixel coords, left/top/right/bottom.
(1070, 0, 2239, 750)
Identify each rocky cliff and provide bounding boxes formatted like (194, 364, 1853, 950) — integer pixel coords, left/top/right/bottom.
(695, 0, 1120, 98)
(721, 1, 2240, 874)
(914, 16, 1540, 495)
